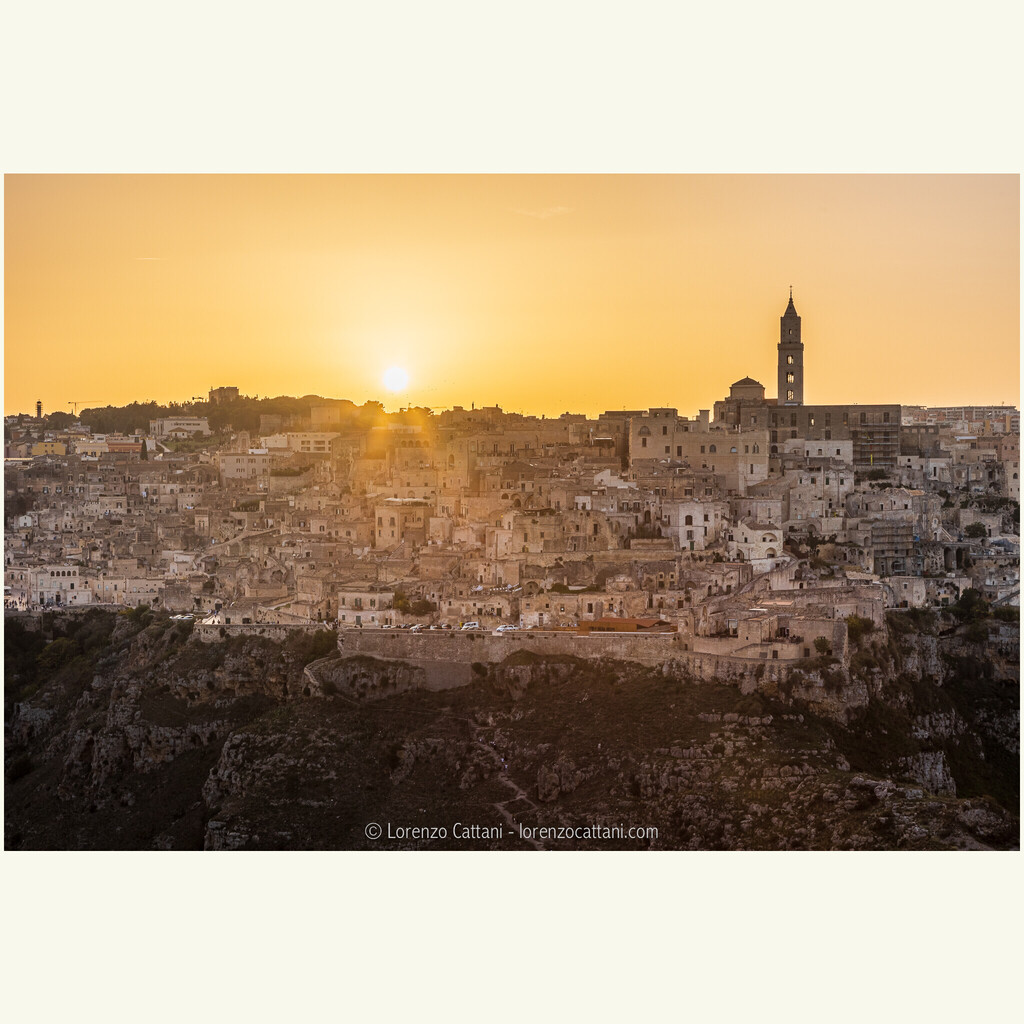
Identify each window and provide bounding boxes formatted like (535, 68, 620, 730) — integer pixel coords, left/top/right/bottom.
(665, 446, 670, 454)
(676, 446, 682, 457)
(662, 425, 668, 435)
(709, 444, 717, 453)
(641, 437, 647, 447)
(787, 355, 794, 365)
(787, 373, 795, 384)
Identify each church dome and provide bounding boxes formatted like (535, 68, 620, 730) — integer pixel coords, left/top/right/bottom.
(729, 376, 766, 401)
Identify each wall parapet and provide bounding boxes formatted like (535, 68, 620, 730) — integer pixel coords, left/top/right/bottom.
(335, 628, 818, 681)
(194, 622, 328, 643)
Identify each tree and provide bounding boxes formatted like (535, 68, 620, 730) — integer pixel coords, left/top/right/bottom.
(964, 522, 988, 539)
(951, 588, 988, 623)
(813, 636, 832, 657)
(45, 411, 76, 430)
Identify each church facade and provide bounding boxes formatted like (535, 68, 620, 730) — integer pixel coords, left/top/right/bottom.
(713, 294, 901, 470)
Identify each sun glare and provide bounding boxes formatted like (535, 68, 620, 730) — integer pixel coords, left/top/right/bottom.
(383, 366, 410, 392)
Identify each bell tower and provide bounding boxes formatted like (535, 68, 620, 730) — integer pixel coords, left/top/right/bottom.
(777, 288, 803, 405)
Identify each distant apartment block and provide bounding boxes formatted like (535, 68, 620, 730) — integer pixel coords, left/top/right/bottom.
(218, 450, 271, 482)
(150, 417, 211, 437)
(907, 406, 1020, 435)
(286, 432, 342, 456)
(30, 441, 67, 457)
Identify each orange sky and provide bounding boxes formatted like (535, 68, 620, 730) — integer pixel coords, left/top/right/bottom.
(4, 174, 1019, 418)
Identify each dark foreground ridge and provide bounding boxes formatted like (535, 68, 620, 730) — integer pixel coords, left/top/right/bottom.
(5, 608, 1019, 850)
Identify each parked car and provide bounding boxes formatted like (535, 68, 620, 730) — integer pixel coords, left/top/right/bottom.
(460, 621, 481, 630)
(410, 624, 426, 633)
(494, 624, 518, 633)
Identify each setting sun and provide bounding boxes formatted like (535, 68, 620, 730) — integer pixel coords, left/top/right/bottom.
(383, 366, 410, 393)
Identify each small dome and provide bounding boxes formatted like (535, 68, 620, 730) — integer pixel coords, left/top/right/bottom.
(732, 376, 762, 388)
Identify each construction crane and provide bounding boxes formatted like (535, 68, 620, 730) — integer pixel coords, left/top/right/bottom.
(68, 400, 101, 415)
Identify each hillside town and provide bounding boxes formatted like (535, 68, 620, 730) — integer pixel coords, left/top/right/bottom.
(6, 298, 1020, 667)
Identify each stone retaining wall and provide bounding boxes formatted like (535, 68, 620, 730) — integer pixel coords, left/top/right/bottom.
(337, 629, 800, 688)
(194, 622, 328, 643)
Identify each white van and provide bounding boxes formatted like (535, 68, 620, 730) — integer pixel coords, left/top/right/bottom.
(460, 621, 481, 630)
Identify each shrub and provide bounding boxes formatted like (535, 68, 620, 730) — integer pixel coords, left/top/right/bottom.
(38, 637, 78, 675)
(300, 628, 340, 663)
(965, 619, 990, 643)
(846, 615, 876, 645)
(6, 755, 33, 784)
(964, 522, 988, 539)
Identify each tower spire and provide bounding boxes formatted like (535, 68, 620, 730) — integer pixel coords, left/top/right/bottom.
(778, 291, 803, 405)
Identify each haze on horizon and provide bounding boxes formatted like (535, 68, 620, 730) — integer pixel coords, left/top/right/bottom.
(4, 174, 1019, 419)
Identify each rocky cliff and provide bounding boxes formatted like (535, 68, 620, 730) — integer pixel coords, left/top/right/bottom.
(5, 608, 1018, 850)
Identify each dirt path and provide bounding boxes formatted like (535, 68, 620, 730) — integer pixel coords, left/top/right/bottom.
(467, 723, 547, 850)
